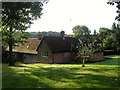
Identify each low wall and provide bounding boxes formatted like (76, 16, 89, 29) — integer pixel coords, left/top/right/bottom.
(23, 54, 38, 64)
(13, 52, 38, 64)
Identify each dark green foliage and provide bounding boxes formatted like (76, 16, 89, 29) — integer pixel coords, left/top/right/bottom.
(98, 27, 117, 50)
(107, 1, 120, 52)
(102, 35, 117, 50)
(98, 27, 112, 40)
(72, 25, 91, 43)
(97, 24, 120, 51)
(111, 23, 120, 51)
(72, 25, 91, 37)
(107, 1, 120, 21)
(1, 1, 48, 65)
(2, 2, 43, 30)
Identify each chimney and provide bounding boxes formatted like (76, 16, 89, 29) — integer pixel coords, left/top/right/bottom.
(60, 30, 65, 39)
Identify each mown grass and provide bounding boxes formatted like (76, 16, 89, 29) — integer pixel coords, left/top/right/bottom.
(2, 55, 119, 88)
(104, 55, 120, 59)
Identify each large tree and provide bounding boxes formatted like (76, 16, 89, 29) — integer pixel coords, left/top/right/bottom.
(107, 0, 120, 51)
(111, 22, 120, 51)
(72, 25, 91, 43)
(107, 0, 120, 21)
(98, 27, 112, 41)
(1, 1, 48, 66)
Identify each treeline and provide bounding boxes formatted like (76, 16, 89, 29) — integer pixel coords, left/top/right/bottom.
(27, 31, 61, 38)
(72, 24, 120, 53)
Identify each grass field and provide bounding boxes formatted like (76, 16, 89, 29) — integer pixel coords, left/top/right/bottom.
(2, 55, 119, 88)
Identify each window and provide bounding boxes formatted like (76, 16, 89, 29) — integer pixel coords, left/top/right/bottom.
(42, 51, 49, 57)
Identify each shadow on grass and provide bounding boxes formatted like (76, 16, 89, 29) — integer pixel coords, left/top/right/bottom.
(2, 64, 119, 88)
(2, 65, 50, 88)
(73, 56, 119, 65)
(94, 58, 119, 65)
(31, 66, 118, 88)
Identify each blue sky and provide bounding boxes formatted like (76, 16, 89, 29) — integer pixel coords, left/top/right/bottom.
(27, 0, 117, 34)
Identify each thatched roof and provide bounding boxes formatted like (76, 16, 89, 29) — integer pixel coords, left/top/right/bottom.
(13, 36, 80, 54)
(13, 38, 41, 54)
(42, 36, 79, 53)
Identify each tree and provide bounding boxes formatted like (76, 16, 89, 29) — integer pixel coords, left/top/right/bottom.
(77, 42, 94, 67)
(1, 1, 48, 66)
(98, 27, 111, 41)
(72, 25, 91, 43)
(102, 34, 117, 50)
(107, 0, 120, 21)
(111, 22, 120, 51)
(107, 0, 120, 52)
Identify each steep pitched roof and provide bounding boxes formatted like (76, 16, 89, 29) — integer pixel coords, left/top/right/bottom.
(43, 36, 79, 53)
(13, 36, 80, 54)
(13, 38, 40, 54)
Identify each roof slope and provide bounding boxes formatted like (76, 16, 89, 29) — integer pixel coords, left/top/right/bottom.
(43, 36, 79, 53)
(13, 38, 40, 54)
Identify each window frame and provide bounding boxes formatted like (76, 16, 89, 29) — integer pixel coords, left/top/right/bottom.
(42, 50, 49, 57)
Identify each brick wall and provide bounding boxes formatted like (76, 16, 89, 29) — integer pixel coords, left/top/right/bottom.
(94, 52, 104, 61)
(53, 52, 76, 63)
(89, 52, 104, 61)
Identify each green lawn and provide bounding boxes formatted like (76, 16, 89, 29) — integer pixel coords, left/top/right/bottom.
(104, 55, 120, 59)
(2, 55, 119, 88)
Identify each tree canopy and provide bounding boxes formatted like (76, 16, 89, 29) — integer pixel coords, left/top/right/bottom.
(72, 25, 91, 43)
(107, 0, 120, 21)
(98, 27, 111, 40)
(72, 25, 91, 37)
(1, 1, 48, 65)
(107, 0, 120, 51)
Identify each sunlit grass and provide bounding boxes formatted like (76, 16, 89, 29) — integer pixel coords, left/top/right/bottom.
(104, 55, 120, 59)
(2, 55, 119, 88)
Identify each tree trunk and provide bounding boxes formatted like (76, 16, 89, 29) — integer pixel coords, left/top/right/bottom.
(8, 27, 14, 66)
(82, 57, 85, 67)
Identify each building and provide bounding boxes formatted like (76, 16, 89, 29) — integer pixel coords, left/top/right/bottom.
(13, 36, 79, 63)
(37, 36, 79, 63)
(12, 36, 104, 64)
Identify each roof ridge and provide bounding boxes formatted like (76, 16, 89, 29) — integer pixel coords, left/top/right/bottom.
(28, 38, 39, 39)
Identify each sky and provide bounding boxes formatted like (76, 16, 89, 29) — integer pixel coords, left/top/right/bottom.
(27, 0, 117, 34)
